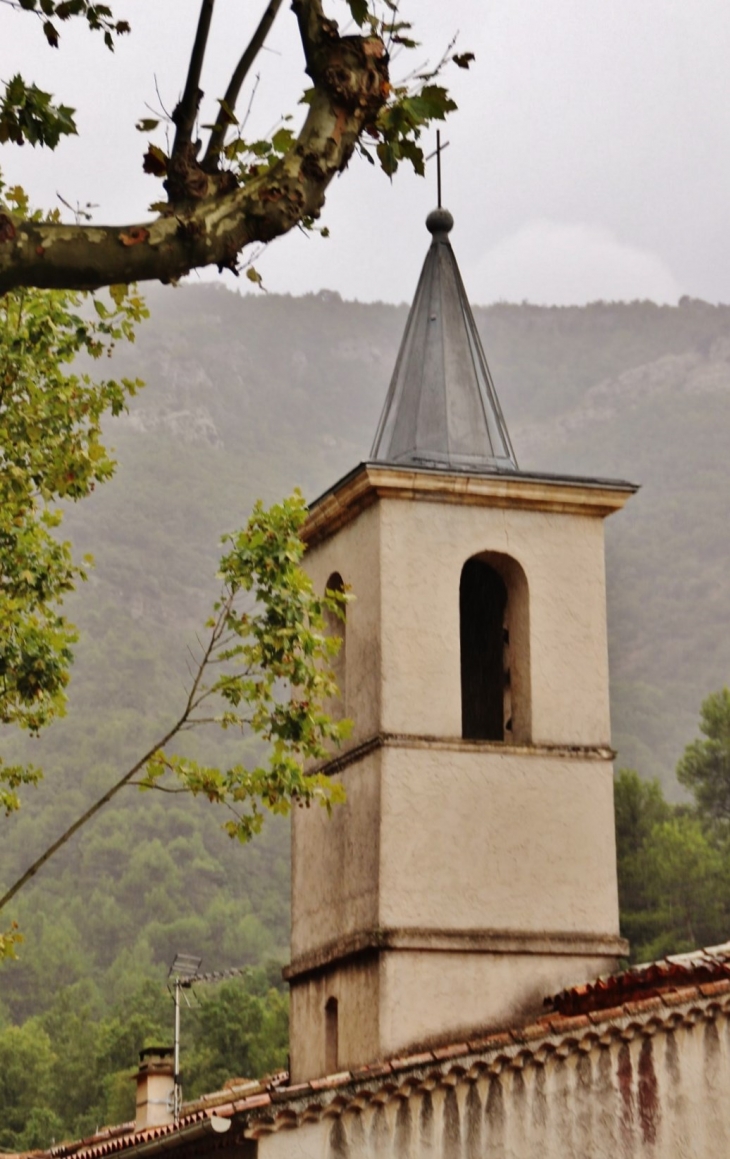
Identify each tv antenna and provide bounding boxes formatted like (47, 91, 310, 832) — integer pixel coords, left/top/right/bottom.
(167, 953, 257, 1123)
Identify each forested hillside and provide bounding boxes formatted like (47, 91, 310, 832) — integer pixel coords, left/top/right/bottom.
(0, 287, 728, 1147)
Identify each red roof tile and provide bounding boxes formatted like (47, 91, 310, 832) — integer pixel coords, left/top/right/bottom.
(551, 940, 730, 1015)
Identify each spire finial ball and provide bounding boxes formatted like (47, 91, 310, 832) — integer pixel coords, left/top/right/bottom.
(426, 207, 454, 235)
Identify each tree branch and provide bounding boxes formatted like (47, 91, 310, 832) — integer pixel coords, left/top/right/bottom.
(293, 0, 327, 72)
(0, 3, 389, 292)
(203, 0, 286, 172)
(171, 0, 216, 157)
(0, 594, 232, 914)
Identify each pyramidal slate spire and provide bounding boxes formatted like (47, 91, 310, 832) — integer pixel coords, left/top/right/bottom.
(371, 208, 518, 472)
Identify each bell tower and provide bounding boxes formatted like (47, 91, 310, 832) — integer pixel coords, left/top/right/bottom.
(285, 208, 636, 1083)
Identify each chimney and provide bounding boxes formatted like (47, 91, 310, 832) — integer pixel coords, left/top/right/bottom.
(135, 1047, 175, 1129)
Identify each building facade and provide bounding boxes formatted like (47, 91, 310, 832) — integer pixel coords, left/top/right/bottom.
(287, 206, 635, 1081)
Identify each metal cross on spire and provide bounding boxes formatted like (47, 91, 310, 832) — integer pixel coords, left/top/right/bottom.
(425, 129, 450, 208)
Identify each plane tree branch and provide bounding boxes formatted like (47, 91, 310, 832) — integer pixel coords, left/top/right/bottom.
(203, 0, 286, 171)
(171, 0, 216, 157)
(0, 0, 390, 292)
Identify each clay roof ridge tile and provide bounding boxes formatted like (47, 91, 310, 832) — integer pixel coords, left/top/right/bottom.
(388, 1051, 435, 1071)
(272, 1081, 310, 1099)
(206, 1102, 234, 1118)
(238, 1093, 271, 1111)
(432, 1042, 469, 1061)
(308, 1071, 352, 1092)
(700, 979, 730, 998)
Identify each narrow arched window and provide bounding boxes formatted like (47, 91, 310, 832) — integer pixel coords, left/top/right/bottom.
(325, 997, 339, 1073)
(324, 572, 346, 716)
(460, 558, 508, 741)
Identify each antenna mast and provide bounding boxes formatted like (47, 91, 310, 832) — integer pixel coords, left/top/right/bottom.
(167, 954, 261, 1123)
(168, 953, 202, 1124)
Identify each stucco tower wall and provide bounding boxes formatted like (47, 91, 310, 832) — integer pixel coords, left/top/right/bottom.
(291, 745, 620, 961)
(288, 743, 622, 1080)
(378, 497, 611, 746)
(289, 467, 633, 1082)
(303, 473, 620, 750)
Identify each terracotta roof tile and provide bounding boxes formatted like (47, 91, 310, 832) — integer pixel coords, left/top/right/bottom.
(271, 1083, 310, 1101)
(624, 996, 665, 1017)
(511, 1022, 555, 1044)
(432, 1043, 469, 1061)
(544, 1014, 592, 1034)
(308, 1073, 351, 1092)
(660, 986, 701, 1007)
(388, 1052, 435, 1069)
(467, 1031, 513, 1052)
(587, 1005, 627, 1023)
(551, 939, 730, 1015)
(700, 979, 730, 998)
(350, 1061, 392, 1079)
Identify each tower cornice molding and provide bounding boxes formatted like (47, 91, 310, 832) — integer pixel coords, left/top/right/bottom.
(308, 731, 616, 780)
(284, 928, 629, 983)
(304, 462, 638, 548)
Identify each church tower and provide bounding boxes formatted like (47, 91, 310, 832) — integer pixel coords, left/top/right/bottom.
(285, 207, 636, 1083)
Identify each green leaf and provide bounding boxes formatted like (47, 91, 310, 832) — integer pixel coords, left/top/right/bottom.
(142, 144, 168, 177)
(108, 283, 128, 308)
(376, 140, 399, 177)
(270, 127, 295, 155)
(135, 118, 159, 133)
(0, 76, 78, 148)
(344, 0, 369, 26)
(43, 20, 60, 47)
(216, 98, 238, 126)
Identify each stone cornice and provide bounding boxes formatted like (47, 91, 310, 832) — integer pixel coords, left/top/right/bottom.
(303, 462, 638, 547)
(283, 928, 629, 983)
(310, 731, 616, 779)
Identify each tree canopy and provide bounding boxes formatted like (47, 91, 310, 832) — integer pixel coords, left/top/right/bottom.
(676, 687, 730, 822)
(0, 0, 469, 292)
(616, 688, 730, 963)
(0, 189, 146, 954)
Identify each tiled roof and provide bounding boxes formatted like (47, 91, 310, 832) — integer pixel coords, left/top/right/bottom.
(40, 1074, 290, 1159)
(12, 942, 730, 1158)
(241, 976, 730, 1141)
(551, 940, 730, 1015)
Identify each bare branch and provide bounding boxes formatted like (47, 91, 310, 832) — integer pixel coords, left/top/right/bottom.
(128, 782, 189, 793)
(239, 72, 261, 136)
(171, 0, 216, 156)
(203, 0, 286, 171)
(0, 724, 178, 912)
(0, 591, 234, 913)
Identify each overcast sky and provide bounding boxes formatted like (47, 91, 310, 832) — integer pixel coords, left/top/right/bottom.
(3, 0, 730, 305)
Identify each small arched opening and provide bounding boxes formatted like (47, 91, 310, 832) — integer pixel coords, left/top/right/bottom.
(324, 572, 347, 717)
(459, 553, 531, 744)
(325, 997, 339, 1074)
